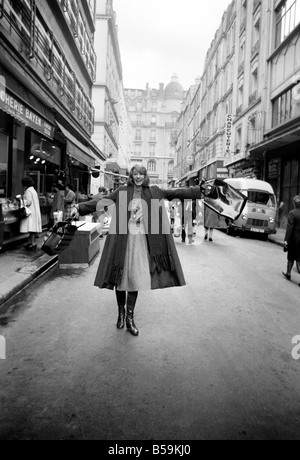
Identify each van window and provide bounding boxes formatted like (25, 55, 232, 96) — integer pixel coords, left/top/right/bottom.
(241, 190, 276, 207)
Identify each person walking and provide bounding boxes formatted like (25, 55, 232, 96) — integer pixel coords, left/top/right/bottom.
(204, 205, 219, 242)
(19, 177, 42, 251)
(282, 195, 300, 285)
(64, 183, 76, 220)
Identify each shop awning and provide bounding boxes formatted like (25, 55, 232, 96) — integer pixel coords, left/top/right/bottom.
(248, 126, 300, 155)
(56, 122, 96, 168)
(187, 168, 200, 181)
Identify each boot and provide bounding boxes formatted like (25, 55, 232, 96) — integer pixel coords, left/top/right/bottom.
(126, 291, 139, 336)
(116, 290, 126, 329)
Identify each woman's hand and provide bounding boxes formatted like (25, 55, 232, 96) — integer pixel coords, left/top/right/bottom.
(71, 204, 80, 219)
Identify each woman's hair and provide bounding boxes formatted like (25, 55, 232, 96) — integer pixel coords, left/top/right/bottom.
(293, 195, 300, 208)
(127, 164, 150, 187)
(21, 177, 34, 188)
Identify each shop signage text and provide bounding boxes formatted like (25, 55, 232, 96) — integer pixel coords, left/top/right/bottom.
(0, 76, 54, 139)
(225, 115, 233, 155)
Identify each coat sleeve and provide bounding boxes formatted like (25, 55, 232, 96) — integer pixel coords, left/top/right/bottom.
(78, 192, 117, 216)
(155, 186, 202, 201)
(23, 189, 33, 207)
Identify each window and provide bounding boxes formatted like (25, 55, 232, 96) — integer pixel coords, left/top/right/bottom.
(275, 0, 300, 47)
(148, 161, 156, 172)
(135, 129, 141, 141)
(151, 115, 157, 125)
(150, 130, 156, 141)
(168, 161, 174, 174)
(272, 83, 300, 126)
(149, 145, 155, 157)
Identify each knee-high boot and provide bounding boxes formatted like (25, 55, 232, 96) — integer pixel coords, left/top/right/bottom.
(116, 290, 126, 329)
(126, 291, 139, 336)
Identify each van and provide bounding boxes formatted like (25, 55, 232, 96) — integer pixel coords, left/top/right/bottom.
(223, 178, 277, 240)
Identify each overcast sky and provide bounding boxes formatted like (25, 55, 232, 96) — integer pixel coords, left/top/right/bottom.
(113, 0, 231, 91)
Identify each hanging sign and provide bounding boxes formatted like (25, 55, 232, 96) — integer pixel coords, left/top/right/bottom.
(225, 115, 233, 155)
(0, 76, 55, 139)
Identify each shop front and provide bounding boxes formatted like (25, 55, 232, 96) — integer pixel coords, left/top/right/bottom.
(265, 140, 300, 228)
(0, 69, 56, 248)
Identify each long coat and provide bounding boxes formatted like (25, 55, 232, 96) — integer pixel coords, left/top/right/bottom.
(285, 207, 300, 262)
(79, 185, 203, 291)
(20, 187, 42, 234)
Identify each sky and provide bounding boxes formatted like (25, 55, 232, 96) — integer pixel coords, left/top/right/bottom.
(113, 0, 231, 91)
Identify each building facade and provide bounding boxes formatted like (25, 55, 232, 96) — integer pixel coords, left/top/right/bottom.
(0, 0, 105, 248)
(125, 75, 185, 188)
(92, 0, 131, 193)
(175, 0, 300, 227)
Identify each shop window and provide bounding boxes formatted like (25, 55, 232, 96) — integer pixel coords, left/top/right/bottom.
(0, 133, 8, 197)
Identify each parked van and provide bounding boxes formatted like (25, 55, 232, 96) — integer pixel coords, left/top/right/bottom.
(223, 178, 277, 240)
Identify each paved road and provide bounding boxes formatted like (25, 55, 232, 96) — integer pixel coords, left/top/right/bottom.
(0, 229, 300, 440)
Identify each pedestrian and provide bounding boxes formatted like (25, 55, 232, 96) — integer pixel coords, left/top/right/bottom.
(64, 183, 76, 220)
(19, 177, 42, 251)
(203, 205, 219, 242)
(282, 195, 300, 285)
(49, 183, 65, 228)
(169, 204, 175, 233)
(74, 164, 204, 337)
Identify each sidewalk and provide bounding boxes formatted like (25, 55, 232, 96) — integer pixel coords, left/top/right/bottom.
(0, 234, 58, 309)
(0, 227, 286, 311)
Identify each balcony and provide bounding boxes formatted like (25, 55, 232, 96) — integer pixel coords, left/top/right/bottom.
(251, 40, 260, 60)
(236, 105, 243, 116)
(249, 91, 258, 106)
(238, 62, 245, 76)
(253, 0, 261, 13)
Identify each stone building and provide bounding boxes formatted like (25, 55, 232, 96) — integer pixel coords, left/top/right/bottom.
(125, 75, 185, 188)
(0, 0, 105, 248)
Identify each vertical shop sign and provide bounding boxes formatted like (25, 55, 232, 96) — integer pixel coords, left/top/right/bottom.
(225, 115, 233, 155)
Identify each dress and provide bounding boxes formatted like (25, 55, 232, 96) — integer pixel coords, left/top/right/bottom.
(117, 190, 151, 291)
(285, 207, 300, 262)
(20, 187, 42, 234)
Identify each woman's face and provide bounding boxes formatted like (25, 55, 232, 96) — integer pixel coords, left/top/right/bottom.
(132, 169, 145, 187)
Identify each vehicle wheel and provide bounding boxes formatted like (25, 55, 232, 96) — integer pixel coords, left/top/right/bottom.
(226, 226, 235, 237)
(260, 234, 269, 241)
(297, 261, 300, 274)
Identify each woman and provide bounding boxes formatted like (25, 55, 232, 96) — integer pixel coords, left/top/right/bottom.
(75, 165, 203, 337)
(19, 177, 42, 251)
(64, 183, 76, 219)
(204, 205, 219, 242)
(49, 183, 65, 228)
(283, 195, 300, 285)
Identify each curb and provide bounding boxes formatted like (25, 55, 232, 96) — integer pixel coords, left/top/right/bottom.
(0, 253, 58, 309)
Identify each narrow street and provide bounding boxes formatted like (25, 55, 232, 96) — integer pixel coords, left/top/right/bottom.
(0, 229, 300, 440)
